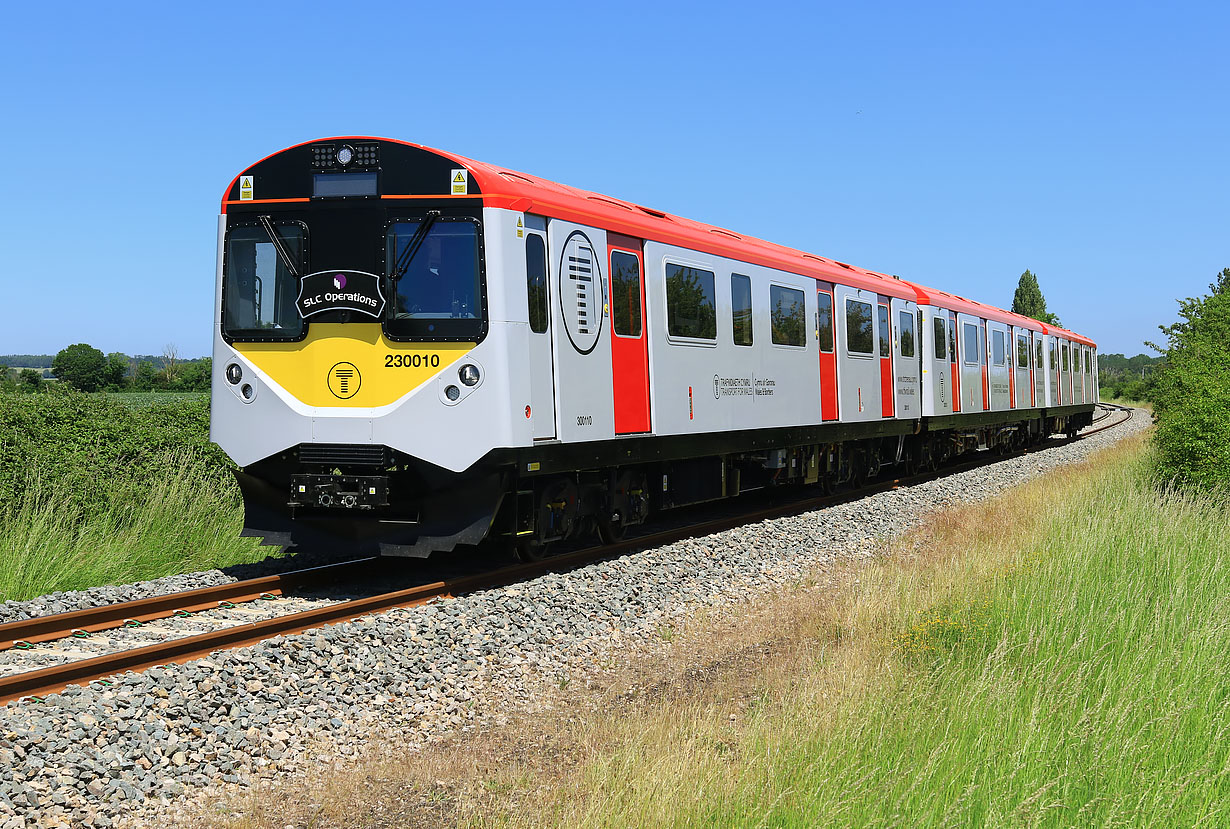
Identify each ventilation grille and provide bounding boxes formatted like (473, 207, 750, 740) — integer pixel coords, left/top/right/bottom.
(298, 444, 390, 466)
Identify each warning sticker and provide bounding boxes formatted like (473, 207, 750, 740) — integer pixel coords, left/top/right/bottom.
(516, 215, 523, 238)
(450, 169, 468, 195)
(239, 175, 254, 201)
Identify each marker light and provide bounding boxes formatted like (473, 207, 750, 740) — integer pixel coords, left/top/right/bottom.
(336, 145, 354, 166)
(459, 364, 480, 386)
(241, 384, 255, 400)
(444, 384, 461, 401)
(225, 363, 243, 385)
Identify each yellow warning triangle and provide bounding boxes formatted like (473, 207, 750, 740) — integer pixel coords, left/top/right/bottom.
(453, 171, 465, 182)
(241, 177, 252, 187)
(517, 217, 523, 227)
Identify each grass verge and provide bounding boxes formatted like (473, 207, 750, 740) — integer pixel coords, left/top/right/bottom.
(0, 390, 269, 601)
(198, 429, 1230, 828)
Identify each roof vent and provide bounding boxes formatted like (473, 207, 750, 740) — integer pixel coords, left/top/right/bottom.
(587, 196, 634, 211)
(498, 171, 535, 185)
(636, 205, 668, 219)
(709, 228, 741, 240)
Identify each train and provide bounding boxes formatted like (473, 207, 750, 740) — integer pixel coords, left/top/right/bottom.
(211, 137, 1098, 559)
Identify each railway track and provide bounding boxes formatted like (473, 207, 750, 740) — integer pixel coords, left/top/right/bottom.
(0, 405, 1133, 705)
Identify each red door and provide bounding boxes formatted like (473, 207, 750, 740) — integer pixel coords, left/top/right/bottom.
(817, 285, 838, 420)
(607, 234, 650, 434)
(878, 299, 894, 417)
(949, 310, 960, 412)
(980, 320, 990, 410)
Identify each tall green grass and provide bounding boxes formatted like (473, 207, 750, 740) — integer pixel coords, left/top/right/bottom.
(0, 389, 270, 601)
(561, 441, 1230, 827)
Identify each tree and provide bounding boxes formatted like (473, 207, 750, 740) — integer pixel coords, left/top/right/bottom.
(51, 343, 108, 392)
(0, 365, 14, 392)
(18, 369, 42, 390)
(1148, 268, 1230, 491)
(161, 343, 180, 385)
(103, 352, 130, 390)
(132, 360, 159, 391)
(1011, 270, 1061, 327)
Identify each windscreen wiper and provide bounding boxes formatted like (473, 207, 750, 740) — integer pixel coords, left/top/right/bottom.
(391, 211, 441, 281)
(258, 215, 300, 278)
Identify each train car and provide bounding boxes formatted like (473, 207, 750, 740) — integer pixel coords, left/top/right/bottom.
(211, 137, 1097, 558)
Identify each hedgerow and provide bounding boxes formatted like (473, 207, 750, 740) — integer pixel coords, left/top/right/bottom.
(0, 386, 236, 517)
(1150, 268, 1230, 492)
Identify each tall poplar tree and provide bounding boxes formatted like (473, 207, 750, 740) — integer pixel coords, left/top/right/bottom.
(1011, 270, 1061, 326)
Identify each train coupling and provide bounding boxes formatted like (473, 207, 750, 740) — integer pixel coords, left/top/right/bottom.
(289, 474, 389, 510)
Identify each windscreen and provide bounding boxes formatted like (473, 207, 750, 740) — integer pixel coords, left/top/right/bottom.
(385, 217, 483, 340)
(223, 223, 306, 340)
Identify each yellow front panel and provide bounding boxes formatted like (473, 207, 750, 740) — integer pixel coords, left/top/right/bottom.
(235, 324, 474, 407)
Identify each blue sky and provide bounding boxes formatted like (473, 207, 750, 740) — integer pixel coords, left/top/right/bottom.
(0, 1, 1225, 358)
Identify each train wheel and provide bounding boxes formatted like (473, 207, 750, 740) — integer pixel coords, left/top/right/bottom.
(597, 515, 627, 545)
(515, 538, 551, 562)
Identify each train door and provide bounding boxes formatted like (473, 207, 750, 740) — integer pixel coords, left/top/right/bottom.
(834, 284, 880, 422)
(980, 320, 990, 410)
(1047, 336, 1057, 406)
(1014, 329, 1029, 408)
(957, 314, 981, 412)
(816, 284, 838, 420)
(1032, 333, 1042, 407)
(949, 310, 960, 412)
(523, 219, 556, 440)
(607, 233, 651, 434)
(877, 298, 894, 417)
(890, 297, 919, 417)
(546, 219, 615, 443)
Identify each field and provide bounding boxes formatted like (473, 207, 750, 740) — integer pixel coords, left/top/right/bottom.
(211, 429, 1230, 827)
(0, 389, 270, 602)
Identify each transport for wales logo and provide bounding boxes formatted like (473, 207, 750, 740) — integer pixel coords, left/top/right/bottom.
(327, 362, 361, 399)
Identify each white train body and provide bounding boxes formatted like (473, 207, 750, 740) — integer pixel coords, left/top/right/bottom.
(211, 138, 1098, 557)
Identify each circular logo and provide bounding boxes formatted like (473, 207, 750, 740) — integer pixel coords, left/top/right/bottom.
(333, 273, 347, 290)
(327, 362, 361, 399)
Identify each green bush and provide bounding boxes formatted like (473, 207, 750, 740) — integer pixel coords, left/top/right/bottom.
(1150, 269, 1230, 492)
(0, 387, 272, 600)
(0, 385, 234, 517)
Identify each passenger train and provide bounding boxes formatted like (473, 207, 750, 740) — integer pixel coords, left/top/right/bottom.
(211, 137, 1098, 558)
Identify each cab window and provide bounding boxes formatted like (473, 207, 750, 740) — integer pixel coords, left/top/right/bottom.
(223, 221, 307, 341)
(386, 217, 484, 341)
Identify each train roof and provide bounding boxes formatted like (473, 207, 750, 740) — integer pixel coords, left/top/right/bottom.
(225, 137, 1095, 346)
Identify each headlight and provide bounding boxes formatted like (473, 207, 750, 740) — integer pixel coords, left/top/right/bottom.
(225, 363, 243, 385)
(459, 364, 480, 386)
(240, 384, 255, 400)
(336, 145, 354, 165)
(444, 384, 461, 401)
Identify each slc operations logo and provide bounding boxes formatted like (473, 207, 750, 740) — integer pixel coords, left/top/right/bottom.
(332, 273, 347, 290)
(327, 362, 361, 399)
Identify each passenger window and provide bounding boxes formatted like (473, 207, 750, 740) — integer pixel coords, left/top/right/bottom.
(963, 323, 979, 365)
(1049, 342, 1056, 371)
(1017, 334, 1029, 368)
(525, 234, 548, 334)
(899, 310, 915, 358)
(610, 250, 642, 337)
(878, 305, 890, 357)
(665, 263, 716, 340)
(845, 298, 874, 355)
(948, 321, 956, 362)
(933, 316, 946, 361)
(1035, 339, 1042, 370)
(992, 330, 1006, 366)
(770, 285, 806, 347)
(1062, 343, 1069, 371)
(817, 292, 834, 353)
(731, 274, 753, 346)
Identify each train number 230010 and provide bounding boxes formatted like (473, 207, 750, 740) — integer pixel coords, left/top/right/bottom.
(384, 353, 442, 369)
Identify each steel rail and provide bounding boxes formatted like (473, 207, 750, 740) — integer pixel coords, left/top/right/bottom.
(0, 408, 1133, 705)
(0, 557, 382, 651)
